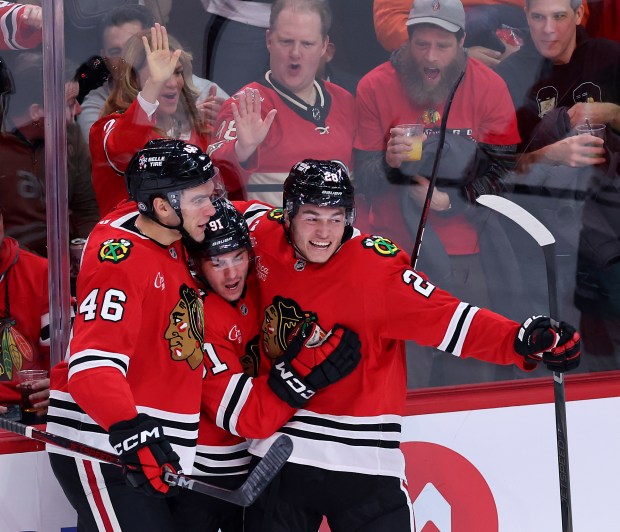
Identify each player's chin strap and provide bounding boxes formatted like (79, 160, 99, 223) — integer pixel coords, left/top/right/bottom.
(149, 210, 192, 240)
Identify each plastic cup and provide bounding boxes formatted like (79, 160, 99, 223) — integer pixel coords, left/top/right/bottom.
(17, 369, 48, 413)
(398, 123, 425, 161)
(575, 123, 606, 140)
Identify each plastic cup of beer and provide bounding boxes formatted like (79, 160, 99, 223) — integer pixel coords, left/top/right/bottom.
(398, 123, 425, 161)
(17, 369, 48, 414)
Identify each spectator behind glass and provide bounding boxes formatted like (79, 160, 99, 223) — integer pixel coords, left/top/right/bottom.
(355, 0, 523, 386)
(373, 0, 591, 68)
(199, 0, 272, 96)
(0, 2, 41, 50)
(77, 5, 228, 146)
(495, 0, 620, 372)
(0, 52, 99, 257)
(209, 0, 356, 206)
(0, 208, 50, 418)
(90, 23, 225, 216)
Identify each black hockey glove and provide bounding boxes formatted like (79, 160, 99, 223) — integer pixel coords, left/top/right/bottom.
(514, 316, 581, 373)
(268, 322, 362, 408)
(108, 413, 181, 497)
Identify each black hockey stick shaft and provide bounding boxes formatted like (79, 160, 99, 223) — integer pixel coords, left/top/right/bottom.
(0, 417, 292, 507)
(410, 67, 466, 269)
(476, 195, 572, 532)
(542, 243, 573, 532)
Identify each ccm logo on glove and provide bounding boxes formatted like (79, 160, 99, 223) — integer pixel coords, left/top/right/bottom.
(112, 426, 162, 454)
(273, 361, 316, 400)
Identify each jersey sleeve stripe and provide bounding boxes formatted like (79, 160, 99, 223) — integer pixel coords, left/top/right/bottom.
(0, 4, 22, 50)
(437, 302, 480, 356)
(68, 350, 130, 378)
(217, 373, 252, 436)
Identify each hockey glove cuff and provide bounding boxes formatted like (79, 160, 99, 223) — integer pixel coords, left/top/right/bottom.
(108, 413, 181, 497)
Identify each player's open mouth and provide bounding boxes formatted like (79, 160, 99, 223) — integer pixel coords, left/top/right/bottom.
(309, 240, 330, 249)
(424, 68, 440, 80)
(289, 63, 301, 72)
(225, 280, 241, 291)
(161, 92, 178, 103)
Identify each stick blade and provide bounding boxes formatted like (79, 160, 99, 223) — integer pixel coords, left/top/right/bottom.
(237, 434, 293, 506)
(476, 194, 555, 247)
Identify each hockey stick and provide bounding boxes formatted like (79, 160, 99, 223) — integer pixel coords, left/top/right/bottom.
(0, 417, 292, 507)
(476, 194, 573, 532)
(410, 66, 466, 269)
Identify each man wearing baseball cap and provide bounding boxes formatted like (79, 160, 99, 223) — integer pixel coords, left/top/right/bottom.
(354, 0, 523, 387)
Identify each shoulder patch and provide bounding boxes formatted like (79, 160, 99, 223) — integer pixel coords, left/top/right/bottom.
(99, 238, 133, 264)
(361, 235, 401, 257)
(267, 208, 285, 223)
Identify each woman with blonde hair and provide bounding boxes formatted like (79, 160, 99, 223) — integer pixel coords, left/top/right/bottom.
(90, 23, 222, 215)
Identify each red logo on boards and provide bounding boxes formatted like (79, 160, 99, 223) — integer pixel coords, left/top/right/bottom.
(403, 442, 498, 531)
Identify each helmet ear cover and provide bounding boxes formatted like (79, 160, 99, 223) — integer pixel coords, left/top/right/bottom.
(282, 159, 356, 225)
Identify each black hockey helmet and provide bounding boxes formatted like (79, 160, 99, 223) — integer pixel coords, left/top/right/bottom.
(125, 139, 225, 220)
(283, 159, 356, 225)
(186, 198, 252, 259)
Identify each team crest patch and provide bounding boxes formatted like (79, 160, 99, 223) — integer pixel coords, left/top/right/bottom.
(268, 208, 284, 222)
(99, 239, 133, 263)
(362, 236, 400, 257)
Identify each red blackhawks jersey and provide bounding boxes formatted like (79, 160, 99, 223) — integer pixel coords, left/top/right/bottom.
(46, 202, 204, 473)
(233, 201, 532, 479)
(196, 271, 297, 476)
(354, 57, 520, 251)
(90, 98, 210, 216)
(0, 2, 41, 50)
(0, 237, 49, 404)
(209, 72, 356, 206)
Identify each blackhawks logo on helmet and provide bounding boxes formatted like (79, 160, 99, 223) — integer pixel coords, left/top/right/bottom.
(362, 236, 400, 257)
(99, 239, 133, 263)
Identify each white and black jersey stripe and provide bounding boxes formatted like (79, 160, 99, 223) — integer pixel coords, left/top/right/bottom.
(46, 391, 200, 473)
(437, 302, 480, 357)
(68, 349, 130, 378)
(0, 2, 26, 50)
(193, 442, 251, 477)
(215, 373, 253, 436)
(248, 410, 406, 479)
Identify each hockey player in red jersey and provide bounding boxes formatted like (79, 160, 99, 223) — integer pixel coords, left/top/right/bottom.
(234, 159, 581, 532)
(173, 197, 362, 531)
(46, 139, 225, 532)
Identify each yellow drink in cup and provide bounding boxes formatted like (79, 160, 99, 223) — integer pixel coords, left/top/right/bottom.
(398, 123, 425, 161)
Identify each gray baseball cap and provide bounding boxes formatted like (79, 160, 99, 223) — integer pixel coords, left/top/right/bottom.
(406, 0, 466, 33)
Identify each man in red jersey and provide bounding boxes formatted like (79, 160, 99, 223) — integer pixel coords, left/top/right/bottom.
(174, 197, 362, 531)
(46, 139, 225, 532)
(235, 159, 580, 532)
(355, 0, 523, 385)
(209, 0, 356, 205)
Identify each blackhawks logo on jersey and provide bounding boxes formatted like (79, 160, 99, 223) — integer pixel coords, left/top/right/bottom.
(267, 208, 285, 223)
(164, 284, 204, 370)
(261, 296, 318, 359)
(362, 236, 400, 257)
(0, 319, 34, 381)
(99, 238, 133, 264)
